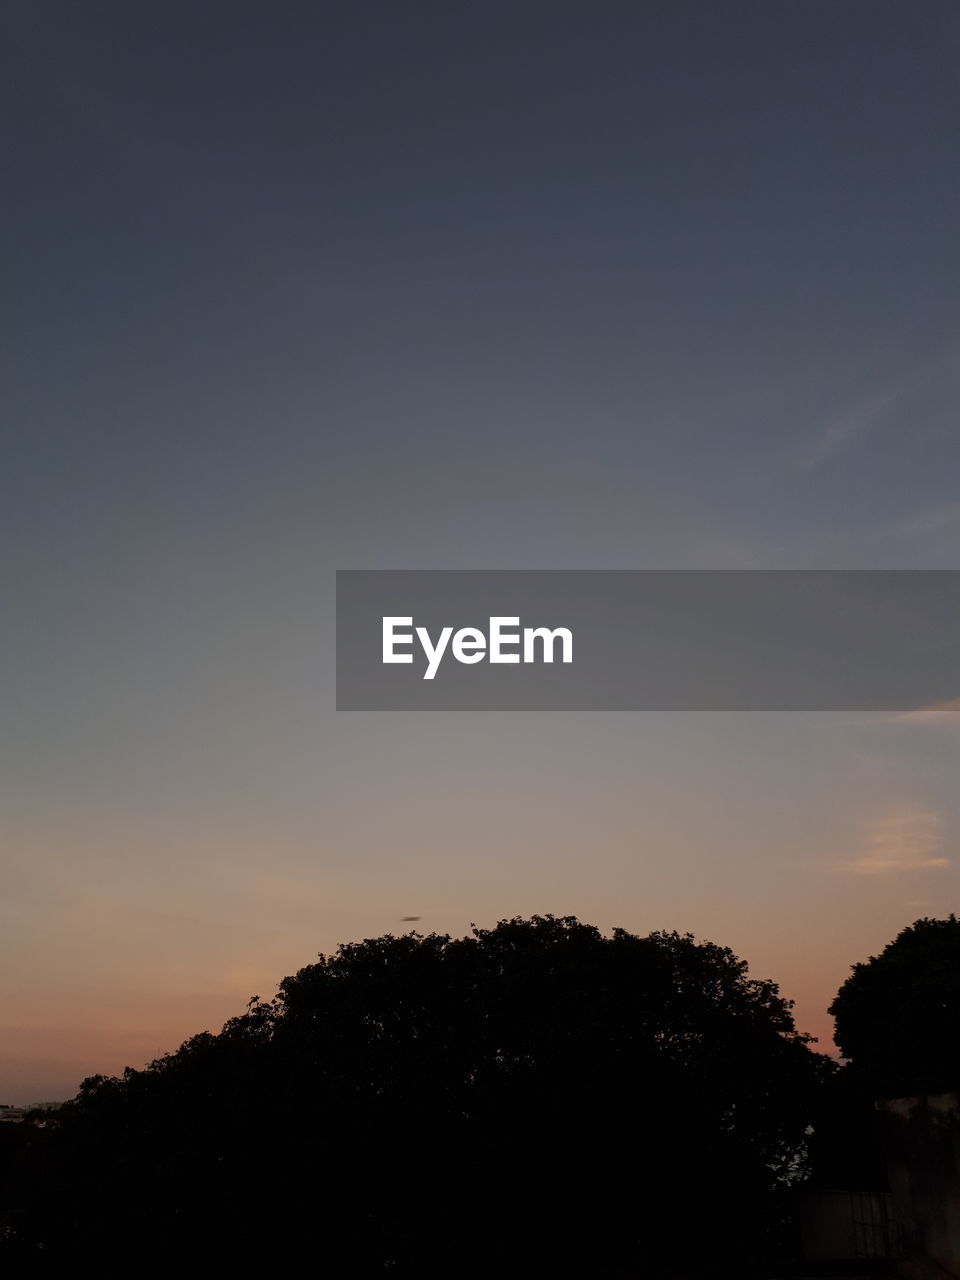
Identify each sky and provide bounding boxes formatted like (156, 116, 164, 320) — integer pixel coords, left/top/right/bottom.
(1, 0, 959, 1102)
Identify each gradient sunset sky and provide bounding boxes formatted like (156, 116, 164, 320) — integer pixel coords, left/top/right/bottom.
(2, 0, 959, 1102)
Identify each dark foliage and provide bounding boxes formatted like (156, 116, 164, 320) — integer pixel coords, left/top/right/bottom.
(830, 915, 960, 1100)
(804, 1064, 889, 1191)
(5, 916, 832, 1273)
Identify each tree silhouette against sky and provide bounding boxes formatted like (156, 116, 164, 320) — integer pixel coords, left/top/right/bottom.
(831, 915, 960, 1100)
(10, 915, 833, 1272)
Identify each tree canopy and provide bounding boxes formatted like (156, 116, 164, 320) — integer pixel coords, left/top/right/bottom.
(10, 915, 831, 1272)
(830, 914, 960, 1100)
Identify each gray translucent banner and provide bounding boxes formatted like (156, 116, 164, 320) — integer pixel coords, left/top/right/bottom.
(336, 570, 960, 711)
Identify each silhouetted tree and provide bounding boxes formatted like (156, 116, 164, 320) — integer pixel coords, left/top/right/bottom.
(8, 916, 832, 1273)
(830, 915, 960, 1099)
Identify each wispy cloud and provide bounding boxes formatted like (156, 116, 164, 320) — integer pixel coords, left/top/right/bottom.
(843, 805, 950, 876)
(892, 501, 960, 540)
(796, 375, 925, 472)
(891, 697, 960, 726)
(793, 345, 960, 473)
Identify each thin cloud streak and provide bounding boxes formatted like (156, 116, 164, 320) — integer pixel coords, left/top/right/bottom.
(891, 697, 960, 726)
(843, 805, 950, 876)
(893, 501, 960, 540)
(794, 347, 960, 473)
(796, 375, 926, 472)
